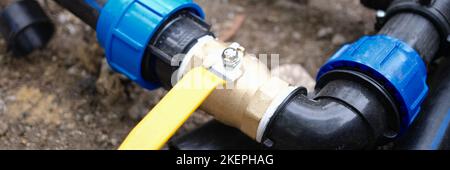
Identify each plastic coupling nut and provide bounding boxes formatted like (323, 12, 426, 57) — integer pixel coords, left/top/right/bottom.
(96, 0, 204, 90)
(318, 35, 428, 131)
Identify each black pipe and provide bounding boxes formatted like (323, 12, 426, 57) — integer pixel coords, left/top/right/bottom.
(53, 0, 107, 29)
(360, 0, 394, 10)
(0, 0, 55, 56)
(169, 120, 264, 150)
(395, 58, 450, 150)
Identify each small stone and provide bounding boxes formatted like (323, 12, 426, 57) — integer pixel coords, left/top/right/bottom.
(0, 99, 5, 113)
(317, 27, 334, 39)
(65, 24, 78, 35)
(110, 138, 119, 146)
(83, 114, 94, 123)
(67, 65, 79, 75)
(0, 121, 9, 135)
(332, 34, 346, 45)
(292, 32, 302, 40)
(96, 133, 109, 143)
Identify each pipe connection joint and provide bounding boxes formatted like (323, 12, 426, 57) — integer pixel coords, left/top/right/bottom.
(96, 0, 204, 90)
(176, 36, 297, 141)
(318, 35, 428, 132)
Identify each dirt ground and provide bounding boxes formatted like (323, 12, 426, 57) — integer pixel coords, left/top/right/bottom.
(0, 0, 375, 149)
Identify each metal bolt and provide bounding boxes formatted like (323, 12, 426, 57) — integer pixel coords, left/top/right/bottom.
(375, 10, 387, 30)
(263, 139, 274, 148)
(222, 43, 243, 69)
(376, 10, 386, 18)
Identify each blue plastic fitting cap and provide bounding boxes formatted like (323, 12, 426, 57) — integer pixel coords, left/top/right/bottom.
(317, 35, 428, 130)
(96, 0, 205, 90)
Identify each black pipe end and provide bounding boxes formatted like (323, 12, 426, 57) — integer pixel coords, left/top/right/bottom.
(169, 120, 264, 150)
(142, 10, 213, 89)
(360, 0, 394, 10)
(0, 0, 55, 56)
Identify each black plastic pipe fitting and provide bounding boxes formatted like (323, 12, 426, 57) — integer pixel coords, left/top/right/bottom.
(0, 0, 55, 56)
(170, 120, 263, 150)
(261, 69, 398, 149)
(142, 10, 213, 89)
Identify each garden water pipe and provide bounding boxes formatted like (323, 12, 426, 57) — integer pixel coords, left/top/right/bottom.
(52, 0, 450, 150)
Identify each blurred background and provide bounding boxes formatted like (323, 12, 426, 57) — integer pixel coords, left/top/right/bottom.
(0, 0, 376, 149)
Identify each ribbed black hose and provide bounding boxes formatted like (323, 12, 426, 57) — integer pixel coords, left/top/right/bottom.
(379, 13, 440, 63)
(378, 0, 450, 63)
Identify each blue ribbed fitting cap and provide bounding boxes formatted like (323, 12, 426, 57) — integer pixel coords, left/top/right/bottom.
(317, 35, 428, 130)
(96, 0, 205, 90)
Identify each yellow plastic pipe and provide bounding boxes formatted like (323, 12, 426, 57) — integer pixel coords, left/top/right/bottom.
(119, 67, 225, 150)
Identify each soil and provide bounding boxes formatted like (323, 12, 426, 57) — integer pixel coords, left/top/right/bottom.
(0, 0, 375, 149)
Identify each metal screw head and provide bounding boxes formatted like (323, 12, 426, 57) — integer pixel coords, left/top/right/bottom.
(263, 139, 274, 148)
(376, 10, 386, 18)
(375, 10, 387, 30)
(222, 43, 243, 69)
(223, 48, 238, 60)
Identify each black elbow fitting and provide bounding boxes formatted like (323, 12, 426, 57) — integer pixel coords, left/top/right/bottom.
(263, 90, 374, 149)
(0, 0, 55, 56)
(262, 70, 398, 149)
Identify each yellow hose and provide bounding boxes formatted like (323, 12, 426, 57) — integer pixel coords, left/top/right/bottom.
(119, 67, 225, 150)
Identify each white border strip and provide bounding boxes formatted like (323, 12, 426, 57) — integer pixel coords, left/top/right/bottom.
(256, 86, 298, 143)
(175, 35, 215, 84)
